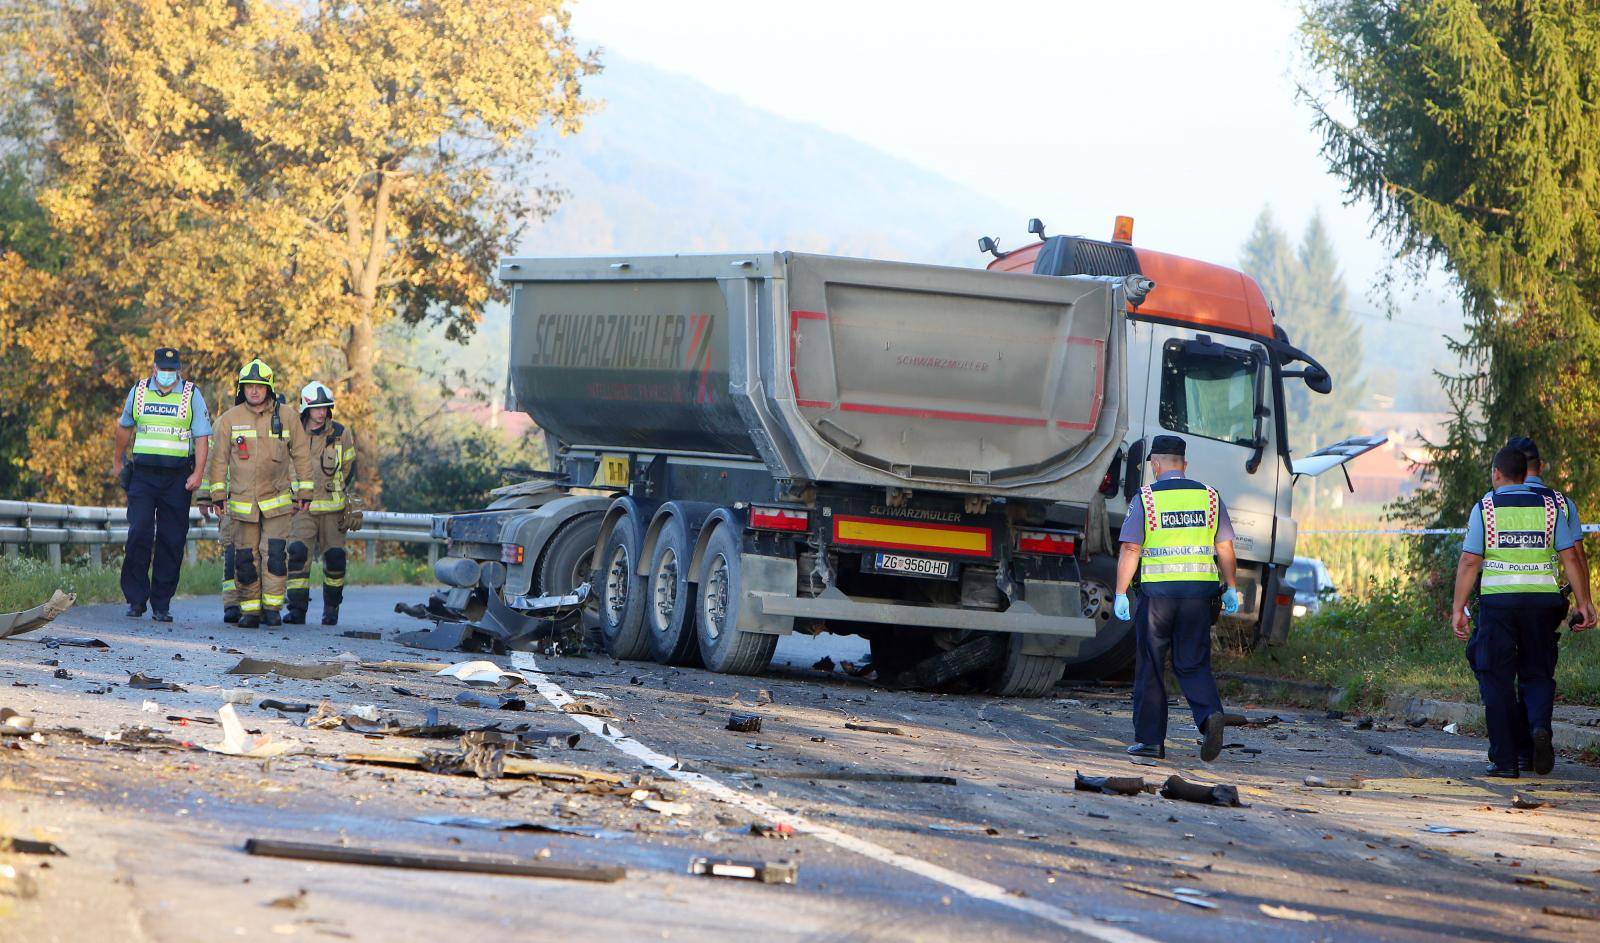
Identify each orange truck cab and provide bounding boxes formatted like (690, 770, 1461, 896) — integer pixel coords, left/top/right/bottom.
(983, 217, 1382, 676)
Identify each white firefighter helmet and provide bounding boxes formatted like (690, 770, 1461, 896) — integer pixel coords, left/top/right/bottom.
(298, 381, 335, 415)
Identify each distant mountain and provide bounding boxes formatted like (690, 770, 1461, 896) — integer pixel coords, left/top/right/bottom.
(512, 56, 1020, 265)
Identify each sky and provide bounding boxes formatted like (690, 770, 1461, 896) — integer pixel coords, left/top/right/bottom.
(569, 0, 1454, 318)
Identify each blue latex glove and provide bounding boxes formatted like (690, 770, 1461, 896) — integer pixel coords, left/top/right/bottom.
(1221, 586, 1241, 615)
(1113, 593, 1131, 621)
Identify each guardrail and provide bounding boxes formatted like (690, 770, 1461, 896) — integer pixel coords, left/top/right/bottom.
(0, 500, 444, 570)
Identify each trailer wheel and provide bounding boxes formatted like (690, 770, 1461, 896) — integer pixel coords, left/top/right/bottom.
(598, 521, 651, 660)
(694, 525, 776, 675)
(535, 513, 604, 647)
(644, 516, 700, 666)
(1059, 558, 1136, 681)
(986, 636, 1067, 697)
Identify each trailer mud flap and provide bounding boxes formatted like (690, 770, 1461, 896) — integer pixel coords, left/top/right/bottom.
(737, 553, 797, 635)
(1016, 579, 1085, 657)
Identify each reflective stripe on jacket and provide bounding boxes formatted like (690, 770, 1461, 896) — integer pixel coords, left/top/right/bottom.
(1138, 481, 1220, 584)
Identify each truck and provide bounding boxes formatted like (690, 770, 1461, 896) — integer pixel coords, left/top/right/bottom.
(427, 219, 1380, 694)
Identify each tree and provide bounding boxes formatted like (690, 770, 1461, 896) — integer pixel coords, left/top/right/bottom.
(1301, 1, 1600, 552)
(1238, 207, 1366, 456)
(0, 0, 593, 503)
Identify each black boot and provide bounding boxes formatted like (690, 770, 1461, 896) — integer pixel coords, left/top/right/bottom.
(320, 607, 339, 626)
(223, 605, 241, 624)
(283, 608, 307, 625)
(322, 583, 343, 626)
(124, 603, 146, 618)
(261, 609, 282, 627)
(238, 613, 261, 629)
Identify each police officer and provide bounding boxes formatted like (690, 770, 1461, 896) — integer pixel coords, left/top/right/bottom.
(112, 347, 212, 622)
(1113, 435, 1241, 761)
(1452, 446, 1595, 777)
(285, 381, 361, 626)
(205, 360, 314, 627)
(1505, 436, 1590, 771)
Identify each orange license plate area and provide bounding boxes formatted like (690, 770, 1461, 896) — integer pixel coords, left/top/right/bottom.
(831, 516, 993, 558)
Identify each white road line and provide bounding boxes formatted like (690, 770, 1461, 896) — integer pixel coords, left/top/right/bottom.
(511, 652, 1162, 943)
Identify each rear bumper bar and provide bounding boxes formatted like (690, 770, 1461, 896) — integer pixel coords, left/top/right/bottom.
(749, 588, 1097, 638)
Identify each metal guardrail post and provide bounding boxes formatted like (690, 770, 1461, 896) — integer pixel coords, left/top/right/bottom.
(366, 538, 377, 565)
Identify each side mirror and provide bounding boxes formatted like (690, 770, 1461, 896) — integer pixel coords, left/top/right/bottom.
(978, 236, 1002, 259)
(1027, 217, 1047, 240)
(1302, 365, 1332, 395)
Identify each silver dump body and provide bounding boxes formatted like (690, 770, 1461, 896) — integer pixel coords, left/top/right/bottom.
(501, 252, 1127, 501)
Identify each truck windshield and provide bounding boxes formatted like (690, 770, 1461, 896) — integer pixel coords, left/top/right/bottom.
(1159, 345, 1257, 446)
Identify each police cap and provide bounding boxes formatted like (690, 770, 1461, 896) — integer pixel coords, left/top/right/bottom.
(1150, 434, 1187, 458)
(153, 347, 181, 370)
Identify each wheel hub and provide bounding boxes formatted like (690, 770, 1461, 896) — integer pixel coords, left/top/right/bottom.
(604, 545, 630, 626)
(651, 549, 678, 633)
(702, 554, 728, 642)
(1081, 578, 1113, 622)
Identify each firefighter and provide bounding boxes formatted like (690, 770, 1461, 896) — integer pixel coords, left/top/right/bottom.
(112, 347, 212, 622)
(285, 381, 361, 626)
(205, 360, 314, 627)
(196, 383, 241, 623)
(1452, 446, 1595, 777)
(1113, 435, 1241, 761)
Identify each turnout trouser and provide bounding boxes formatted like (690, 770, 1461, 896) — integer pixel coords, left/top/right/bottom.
(233, 514, 291, 616)
(121, 465, 192, 612)
(219, 511, 240, 609)
(1468, 600, 1563, 770)
(1132, 594, 1225, 746)
(286, 511, 348, 616)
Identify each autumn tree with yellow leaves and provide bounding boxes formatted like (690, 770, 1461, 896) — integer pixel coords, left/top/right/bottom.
(0, 0, 593, 503)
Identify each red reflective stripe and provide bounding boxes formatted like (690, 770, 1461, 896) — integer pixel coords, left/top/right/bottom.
(796, 399, 833, 409)
(793, 309, 827, 320)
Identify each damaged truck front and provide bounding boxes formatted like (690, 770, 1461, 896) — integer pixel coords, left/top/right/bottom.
(430, 251, 1131, 696)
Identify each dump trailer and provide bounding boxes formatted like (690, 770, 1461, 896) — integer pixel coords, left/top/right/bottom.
(431, 251, 1135, 696)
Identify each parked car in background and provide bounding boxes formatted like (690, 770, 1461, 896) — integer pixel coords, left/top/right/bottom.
(1284, 556, 1337, 617)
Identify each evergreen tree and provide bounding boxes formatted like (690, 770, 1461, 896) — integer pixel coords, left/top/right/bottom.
(1302, 1, 1600, 574)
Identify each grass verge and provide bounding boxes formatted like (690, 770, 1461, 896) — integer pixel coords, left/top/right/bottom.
(1216, 580, 1600, 710)
(1, 554, 430, 613)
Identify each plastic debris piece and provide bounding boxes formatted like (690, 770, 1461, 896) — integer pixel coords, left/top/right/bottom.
(434, 660, 527, 688)
(225, 657, 344, 681)
(1303, 775, 1363, 790)
(411, 815, 626, 839)
(750, 823, 795, 840)
(1512, 793, 1545, 810)
(1160, 775, 1243, 807)
(341, 630, 381, 640)
(348, 705, 381, 723)
(844, 722, 903, 736)
(726, 713, 762, 733)
(259, 699, 311, 713)
(688, 857, 797, 884)
(129, 672, 184, 691)
(455, 692, 526, 711)
(0, 590, 75, 640)
(1122, 883, 1217, 909)
(561, 700, 615, 719)
(141, 700, 160, 713)
(0, 708, 34, 733)
(206, 703, 306, 758)
(52, 668, 70, 680)
(36, 636, 108, 649)
(1259, 904, 1318, 921)
(1443, 722, 1459, 735)
(243, 837, 625, 882)
(1074, 771, 1148, 796)
(929, 823, 1000, 835)
(0, 863, 38, 899)
(1422, 824, 1476, 835)
(0, 837, 66, 856)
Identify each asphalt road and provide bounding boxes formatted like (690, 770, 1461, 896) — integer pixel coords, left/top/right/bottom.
(1, 587, 1597, 942)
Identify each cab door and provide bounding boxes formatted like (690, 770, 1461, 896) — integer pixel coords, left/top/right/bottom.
(1136, 326, 1284, 567)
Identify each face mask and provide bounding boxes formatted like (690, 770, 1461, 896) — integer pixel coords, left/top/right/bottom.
(155, 370, 178, 387)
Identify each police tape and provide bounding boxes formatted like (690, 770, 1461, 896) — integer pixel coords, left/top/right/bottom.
(1303, 524, 1600, 536)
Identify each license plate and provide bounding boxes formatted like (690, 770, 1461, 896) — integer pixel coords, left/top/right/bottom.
(873, 553, 953, 579)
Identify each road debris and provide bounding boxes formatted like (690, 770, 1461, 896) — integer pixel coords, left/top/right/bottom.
(750, 823, 795, 840)
(688, 857, 797, 884)
(726, 713, 762, 733)
(0, 863, 38, 899)
(226, 657, 345, 681)
(36, 636, 108, 649)
(1303, 775, 1364, 790)
(0, 837, 66, 856)
(52, 668, 71, 680)
(435, 660, 527, 688)
(844, 722, 904, 736)
(454, 691, 527, 711)
(347, 705, 381, 723)
(812, 656, 834, 672)
(1542, 904, 1598, 921)
(1512, 793, 1546, 810)
(1259, 903, 1318, 921)
(340, 750, 623, 785)
(1074, 772, 1150, 796)
(141, 699, 160, 713)
(128, 672, 185, 692)
(1160, 775, 1243, 807)
(1422, 825, 1476, 834)
(930, 823, 1000, 835)
(1443, 722, 1459, 734)
(243, 838, 626, 882)
(641, 799, 692, 816)
(1, 708, 34, 734)
(411, 815, 626, 839)
(0, 590, 75, 640)
(562, 700, 615, 719)
(341, 630, 381, 640)
(206, 704, 307, 758)
(704, 765, 956, 785)
(1121, 883, 1217, 910)
(1514, 875, 1592, 894)
(360, 660, 451, 673)
(265, 889, 307, 909)
(260, 699, 312, 713)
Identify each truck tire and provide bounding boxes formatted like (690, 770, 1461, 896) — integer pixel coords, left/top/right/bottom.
(597, 520, 651, 660)
(1060, 558, 1135, 681)
(535, 513, 603, 646)
(987, 636, 1067, 697)
(693, 524, 776, 675)
(644, 515, 700, 665)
